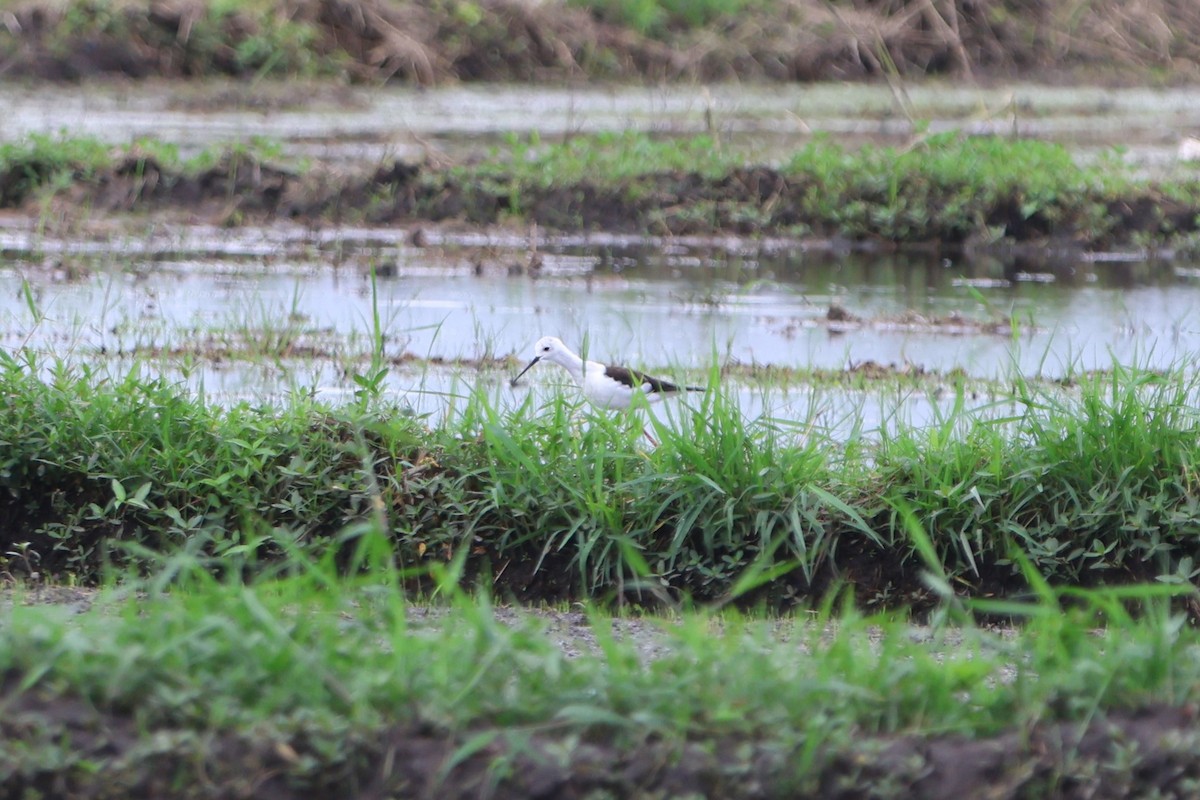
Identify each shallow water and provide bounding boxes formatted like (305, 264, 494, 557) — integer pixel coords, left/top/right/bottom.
(3, 80, 1200, 433)
(0, 220, 1197, 434)
(6, 81, 1200, 174)
(3, 225, 1195, 370)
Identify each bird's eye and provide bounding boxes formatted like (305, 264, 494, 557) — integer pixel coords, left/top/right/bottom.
(542, 346, 550, 352)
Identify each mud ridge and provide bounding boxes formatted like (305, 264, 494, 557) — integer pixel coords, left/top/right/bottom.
(20, 156, 1200, 249)
(5, 685, 1198, 799)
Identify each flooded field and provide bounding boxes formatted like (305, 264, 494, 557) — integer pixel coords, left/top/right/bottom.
(2, 219, 1198, 431)
(4, 80, 1200, 432)
(7, 81, 1200, 171)
(9, 0, 1200, 792)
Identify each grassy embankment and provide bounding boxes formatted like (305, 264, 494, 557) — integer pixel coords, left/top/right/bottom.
(3, 345, 1199, 608)
(5, 130, 1200, 248)
(4, 550, 1198, 796)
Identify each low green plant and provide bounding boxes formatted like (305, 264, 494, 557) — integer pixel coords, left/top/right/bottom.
(351, 262, 392, 410)
(469, 131, 737, 188)
(875, 361, 1200, 588)
(0, 349, 426, 576)
(641, 383, 854, 594)
(783, 132, 1138, 242)
(184, 135, 292, 177)
(0, 133, 110, 206)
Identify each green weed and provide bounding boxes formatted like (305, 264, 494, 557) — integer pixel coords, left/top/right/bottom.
(468, 130, 737, 188)
(876, 361, 1200, 589)
(783, 132, 1137, 242)
(0, 133, 110, 206)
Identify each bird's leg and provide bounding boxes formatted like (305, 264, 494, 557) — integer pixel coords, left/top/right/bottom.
(641, 424, 658, 447)
(636, 406, 663, 447)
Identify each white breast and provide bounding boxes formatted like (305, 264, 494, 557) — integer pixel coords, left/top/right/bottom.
(580, 361, 649, 409)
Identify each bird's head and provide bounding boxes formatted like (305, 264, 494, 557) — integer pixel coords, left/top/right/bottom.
(511, 335, 572, 385)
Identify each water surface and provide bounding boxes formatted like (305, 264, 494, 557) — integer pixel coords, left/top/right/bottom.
(1, 223, 1196, 433)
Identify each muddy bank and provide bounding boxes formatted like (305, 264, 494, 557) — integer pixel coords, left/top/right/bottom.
(15, 150, 1200, 249)
(5, 687, 1197, 799)
(3, 0, 1200, 86)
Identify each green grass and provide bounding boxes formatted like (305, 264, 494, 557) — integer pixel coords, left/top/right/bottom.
(0, 352, 426, 578)
(781, 132, 1138, 242)
(439, 130, 1198, 244)
(875, 365, 1200, 588)
(3, 346, 1200, 610)
(0, 133, 110, 206)
(1, 542, 1198, 795)
(469, 131, 742, 187)
(0, 132, 299, 210)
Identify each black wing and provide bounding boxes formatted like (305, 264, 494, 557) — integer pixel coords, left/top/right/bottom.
(604, 365, 683, 394)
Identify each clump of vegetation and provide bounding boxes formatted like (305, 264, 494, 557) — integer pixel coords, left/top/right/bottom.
(470, 131, 741, 187)
(0, 133, 109, 206)
(876, 365, 1200, 589)
(0, 354, 419, 577)
(782, 133, 1136, 242)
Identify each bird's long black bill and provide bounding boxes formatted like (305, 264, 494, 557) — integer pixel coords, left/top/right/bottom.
(510, 356, 541, 387)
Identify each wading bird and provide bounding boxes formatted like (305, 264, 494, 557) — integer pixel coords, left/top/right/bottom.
(511, 336, 703, 410)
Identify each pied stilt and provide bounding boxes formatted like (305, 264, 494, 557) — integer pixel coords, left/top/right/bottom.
(511, 336, 703, 411)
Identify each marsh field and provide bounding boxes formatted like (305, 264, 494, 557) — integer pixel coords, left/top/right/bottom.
(5, 1, 1200, 797)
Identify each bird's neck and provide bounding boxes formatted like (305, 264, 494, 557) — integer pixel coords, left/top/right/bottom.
(556, 352, 587, 382)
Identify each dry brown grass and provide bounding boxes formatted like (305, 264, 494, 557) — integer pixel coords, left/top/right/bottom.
(1, 0, 1198, 84)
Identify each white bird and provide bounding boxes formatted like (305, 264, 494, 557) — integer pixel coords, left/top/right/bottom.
(511, 336, 703, 410)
